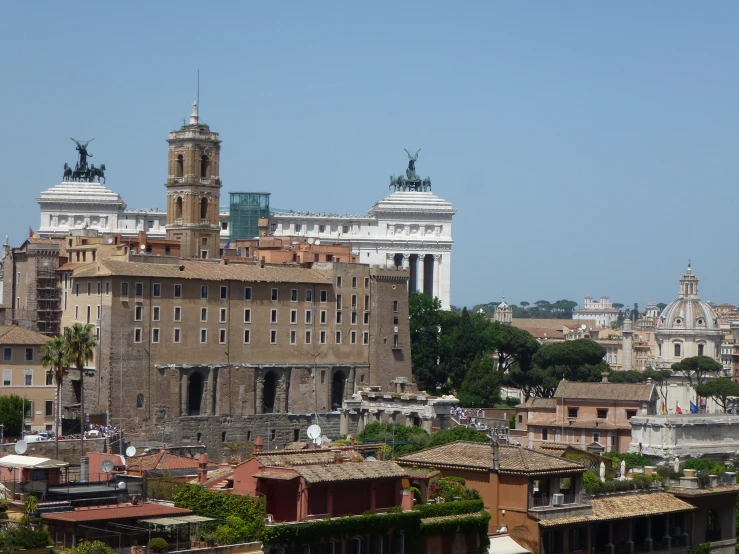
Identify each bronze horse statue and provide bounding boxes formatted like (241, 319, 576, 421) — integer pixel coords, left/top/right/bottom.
(89, 164, 106, 183)
(62, 163, 73, 181)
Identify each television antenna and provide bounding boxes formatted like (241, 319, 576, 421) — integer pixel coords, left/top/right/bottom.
(14, 440, 27, 455)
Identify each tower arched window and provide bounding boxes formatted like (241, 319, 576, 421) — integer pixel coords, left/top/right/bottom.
(674, 343, 681, 357)
(201, 154, 210, 178)
(175, 197, 183, 220)
(201, 197, 208, 220)
(175, 154, 184, 178)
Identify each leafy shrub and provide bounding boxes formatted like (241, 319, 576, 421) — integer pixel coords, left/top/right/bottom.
(0, 526, 53, 550)
(357, 422, 430, 456)
(428, 427, 487, 448)
(429, 476, 480, 502)
(66, 540, 115, 554)
(683, 459, 725, 475)
(414, 499, 484, 518)
(689, 543, 710, 554)
(148, 537, 169, 553)
(603, 451, 652, 468)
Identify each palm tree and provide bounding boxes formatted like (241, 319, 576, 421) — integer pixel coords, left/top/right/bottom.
(39, 335, 68, 460)
(63, 324, 97, 461)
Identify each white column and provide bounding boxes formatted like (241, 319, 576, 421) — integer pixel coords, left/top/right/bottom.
(418, 255, 426, 293)
(402, 254, 409, 269)
(432, 254, 441, 299)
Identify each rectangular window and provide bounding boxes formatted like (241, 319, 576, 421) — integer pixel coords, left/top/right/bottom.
(270, 330, 277, 344)
(271, 288, 278, 301)
(568, 407, 579, 418)
(45, 400, 54, 417)
(291, 289, 298, 302)
(201, 308, 208, 322)
(342, 225, 349, 233)
(626, 410, 637, 420)
(174, 307, 181, 322)
(174, 284, 182, 298)
(320, 331, 327, 344)
(320, 310, 327, 324)
(393, 334, 399, 348)
(351, 311, 357, 325)
(364, 277, 370, 289)
(593, 432, 601, 443)
(351, 294, 357, 309)
(219, 329, 227, 344)
(319, 224, 326, 233)
(244, 287, 252, 300)
(244, 309, 251, 323)
(75, 306, 79, 320)
(173, 328, 181, 343)
(270, 223, 277, 232)
(201, 285, 208, 299)
(25, 370, 32, 386)
(337, 276, 342, 288)
(295, 223, 302, 232)
(336, 294, 342, 308)
(393, 300, 399, 312)
(305, 330, 311, 344)
(135, 305, 143, 321)
(542, 428, 549, 441)
(305, 310, 312, 324)
(87, 282, 91, 296)
(46, 371, 53, 385)
(320, 290, 327, 303)
(271, 309, 278, 323)
(305, 289, 313, 302)
(152, 328, 160, 343)
(121, 282, 129, 297)
(97, 305, 101, 321)
(134, 328, 142, 343)
(64, 292, 67, 310)
(97, 281, 102, 295)
(336, 311, 342, 324)
(352, 276, 357, 288)
(597, 409, 608, 419)
(2, 370, 10, 386)
(364, 295, 370, 310)
(335, 331, 342, 344)
(152, 283, 161, 297)
(2, 348, 10, 362)
(351, 331, 357, 344)
(244, 329, 251, 344)
(363, 332, 369, 345)
(135, 282, 143, 296)
(364, 311, 370, 325)
(290, 330, 297, 344)
(105, 281, 110, 295)
(220, 308, 227, 323)
(220, 286, 228, 299)
(24, 348, 33, 362)
(200, 329, 207, 343)
(86, 305, 91, 324)
(153, 306, 160, 321)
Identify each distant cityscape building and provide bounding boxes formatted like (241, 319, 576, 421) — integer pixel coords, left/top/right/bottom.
(493, 297, 512, 325)
(572, 296, 620, 328)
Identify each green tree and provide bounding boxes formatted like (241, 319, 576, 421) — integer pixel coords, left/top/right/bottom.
(457, 357, 501, 408)
(672, 356, 723, 388)
(64, 323, 97, 448)
(447, 308, 479, 388)
(408, 292, 443, 392)
(533, 339, 607, 379)
(519, 301, 530, 309)
(428, 425, 488, 448)
(612, 303, 624, 311)
(695, 379, 739, 412)
(357, 422, 430, 457)
(39, 335, 68, 459)
(67, 540, 115, 554)
(656, 303, 667, 312)
(0, 395, 32, 437)
(488, 322, 539, 371)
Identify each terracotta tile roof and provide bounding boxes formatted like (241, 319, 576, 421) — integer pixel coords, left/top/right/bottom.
(512, 318, 596, 331)
(554, 380, 655, 402)
(126, 451, 216, 473)
(404, 468, 441, 479)
(522, 398, 558, 409)
(539, 492, 696, 527)
(41, 503, 192, 523)
(670, 484, 739, 497)
(254, 470, 300, 481)
(187, 466, 235, 486)
(514, 327, 564, 340)
(294, 461, 406, 484)
(0, 326, 51, 346)
(256, 451, 339, 467)
(397, 442, 584, 476)
(73, 258, 330, 284)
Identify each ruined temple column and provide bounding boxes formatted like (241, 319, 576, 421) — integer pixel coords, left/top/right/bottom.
(280, 374, 289, 413)
(204, 369, 215, 416)
(180, 372, 189, 417)
(403, 412, 414, 427)
(255, 377, 264, 415)
(340, 410, 349, 436)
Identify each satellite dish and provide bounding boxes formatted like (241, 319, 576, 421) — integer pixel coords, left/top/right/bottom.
(125, 446, 136, 457)
(306, 425, 321, 440)
(315, 437, 323, 446)
(117, 481, 126, 490)
(101, 459, 114, 473)
(307, 237, 314, 245)
(14, 440, 27, 455)
(314, 239, 320, 245)
(139, 244, 146, 251)
(365, 456, 377, 462)
(581, 324, 587, 330)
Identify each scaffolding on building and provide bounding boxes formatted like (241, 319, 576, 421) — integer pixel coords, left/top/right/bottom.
(229, 192, 271, 241)
(36, 265, 61, 336)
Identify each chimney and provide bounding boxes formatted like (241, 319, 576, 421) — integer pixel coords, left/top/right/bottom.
(646, 377, 653, 385)
(254, 436, 264, 453)
(260, 257, 266, 268)
(198, 453, 208, 485)
(601, 372, 609, 383)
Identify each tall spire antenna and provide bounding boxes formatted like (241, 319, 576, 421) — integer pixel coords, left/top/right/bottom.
(197, 69, 200, 116)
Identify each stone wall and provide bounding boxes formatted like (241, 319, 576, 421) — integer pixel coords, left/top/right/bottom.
(0, 438, 106, 464)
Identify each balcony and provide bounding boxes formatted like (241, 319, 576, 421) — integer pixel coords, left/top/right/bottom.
(529, 490, 593, 521)
(200, 219, 209, 225)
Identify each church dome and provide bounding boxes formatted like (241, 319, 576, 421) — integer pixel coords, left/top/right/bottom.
(656, 265, 719, 331)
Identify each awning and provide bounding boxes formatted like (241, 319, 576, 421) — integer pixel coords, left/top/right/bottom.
(488, 535, 531, 554)
(0, 454, 68, 469)
(139, 515, 215, 526)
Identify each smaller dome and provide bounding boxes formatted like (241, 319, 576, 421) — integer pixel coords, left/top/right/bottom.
(657, 299, 717, 331)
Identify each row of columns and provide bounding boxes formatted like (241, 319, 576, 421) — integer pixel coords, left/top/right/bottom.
(340, 407, 435, 435)
(389, 253, 441, 297)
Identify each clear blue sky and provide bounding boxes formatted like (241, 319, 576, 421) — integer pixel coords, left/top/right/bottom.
(2, 2, 738, 309)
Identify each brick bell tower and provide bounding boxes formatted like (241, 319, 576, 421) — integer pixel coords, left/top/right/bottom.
(165, 101, 222, 259)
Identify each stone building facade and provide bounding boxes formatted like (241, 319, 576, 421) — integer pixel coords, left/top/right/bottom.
(59, 255, 415, 457)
